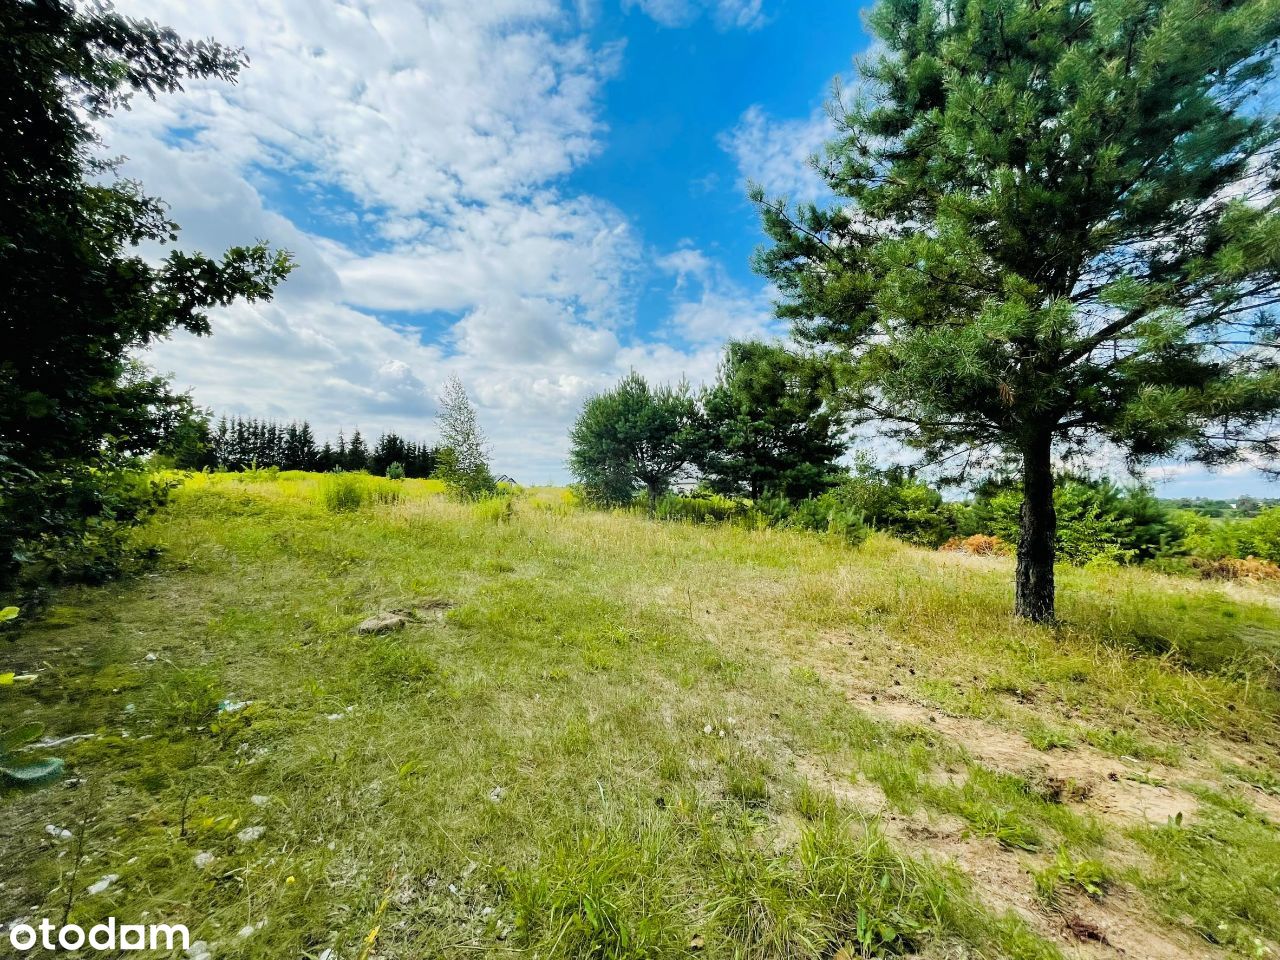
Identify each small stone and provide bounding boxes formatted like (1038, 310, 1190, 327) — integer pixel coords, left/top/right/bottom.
(144, 653, 158, 662)
(86, 874, 119, 895)
(44, 825, 72, 840)
(194, 851, 216, 870)
(250, 795, 270, 806)
(488, 786, 506, 803)
(355, 613, 407, 635)
(187, 940, 212, 960)
(237, 826, 266, 843)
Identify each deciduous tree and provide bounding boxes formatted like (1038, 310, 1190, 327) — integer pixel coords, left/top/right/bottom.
(1, 0, 293, 588)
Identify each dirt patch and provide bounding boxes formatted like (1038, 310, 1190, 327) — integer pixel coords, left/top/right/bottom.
(790, 756, 1203, 960)
(1056, 890, 1203, 960)
(847, 692, 1198, 827)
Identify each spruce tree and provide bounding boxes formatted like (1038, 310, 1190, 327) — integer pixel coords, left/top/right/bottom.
(346, 430, 369, 472)
(753, 0, 1280, 621)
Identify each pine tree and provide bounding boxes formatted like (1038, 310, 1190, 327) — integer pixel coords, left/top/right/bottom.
(753, 0, 1280, 621)
(569, 371, 698, 512)
(692, 341, 847, 501)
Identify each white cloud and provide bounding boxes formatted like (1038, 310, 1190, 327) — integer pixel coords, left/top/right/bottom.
(720, 104, 833, 201)
(624, 0, 766, 30)
(654, 246, 782, 345)
(97, 0, 720, 482)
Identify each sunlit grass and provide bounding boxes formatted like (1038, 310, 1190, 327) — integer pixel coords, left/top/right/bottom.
(2, 472, 1277, 958)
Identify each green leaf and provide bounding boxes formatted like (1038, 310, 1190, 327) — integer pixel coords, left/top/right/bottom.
(0, 606, 18, 623)
(0, 722, 44, 751)
(0, 757, 65, 785)
(0, 673, 13, 686)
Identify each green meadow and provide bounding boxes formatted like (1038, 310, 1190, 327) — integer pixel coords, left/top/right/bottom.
(3, 473, 1279, 959)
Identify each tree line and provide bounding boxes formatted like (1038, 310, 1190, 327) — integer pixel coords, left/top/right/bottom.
(175, 416, 442, 479)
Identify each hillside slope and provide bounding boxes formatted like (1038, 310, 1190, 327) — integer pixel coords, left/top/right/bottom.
(2, 474, 1278, 959)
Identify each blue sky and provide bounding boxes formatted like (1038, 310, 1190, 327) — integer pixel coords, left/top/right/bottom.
(110, 0, 1276, 497)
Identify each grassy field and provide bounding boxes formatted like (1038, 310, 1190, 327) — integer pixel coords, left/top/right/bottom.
(2, 472, 1279, 959)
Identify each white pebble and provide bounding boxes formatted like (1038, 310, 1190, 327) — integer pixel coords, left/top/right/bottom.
(44, 825, 72, 840)
(237, 826, 266, 843)
(194, 851, 215, 870)
(250, 795, 270, 807)
(86, 874, 119, 895)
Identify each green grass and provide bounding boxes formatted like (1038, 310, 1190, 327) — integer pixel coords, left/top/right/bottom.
(2, 472, 1279, 958)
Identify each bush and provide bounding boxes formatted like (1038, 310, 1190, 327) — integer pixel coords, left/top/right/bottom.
(654, 493, 755, 525)
(319, 473, 366, 513)
(317, 473, 402, 513)
(434, 447, 498, 502)
(772, 494, 870, 547)
(1, 466, 174, 592)
(385, 461, 405, 480)
(825, 460, 959, 547)
(976, 477, 1135, 566)
(1242, 507, 1280, 563)
(473, 493, 516, 524)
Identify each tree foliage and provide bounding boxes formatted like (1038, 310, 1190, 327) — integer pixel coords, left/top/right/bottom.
(569, 371, 699, 511)
(435, 377, 496, 499)
(1, 0, 293, 590)
(692, 341, 848, 501)
(752, 0, 1280, 619)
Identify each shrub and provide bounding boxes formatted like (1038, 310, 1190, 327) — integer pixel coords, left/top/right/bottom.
(825, 459, 959, 546)
(774, 495, 870, 546)
(473, 494, 516, 524)
(385, 461, 405, 480)
(318, 473, 366, 513)
(434, 446, 498, 502)
(2, 467, 175, 592)
(654, 493, 753, 525)
(1242, 507, 1280, 563)
(976, 477, 1135, 565)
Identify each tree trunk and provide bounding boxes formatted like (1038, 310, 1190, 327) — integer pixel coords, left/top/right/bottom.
(1015, 432, 1056, 623)
(646, 483, 659, 517)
